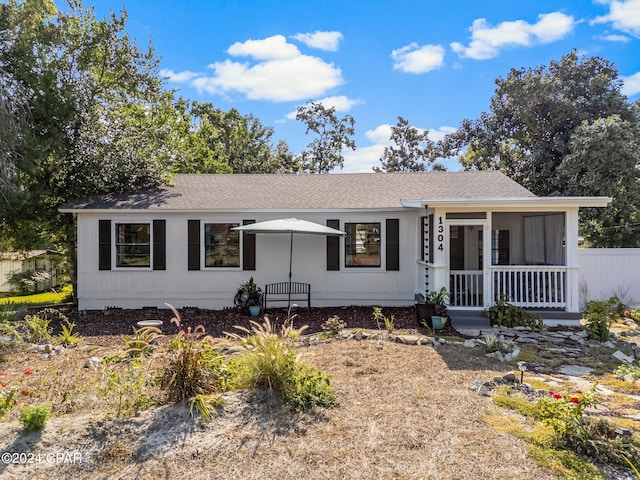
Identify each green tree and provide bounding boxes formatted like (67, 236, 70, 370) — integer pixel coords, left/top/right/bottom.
(0, 69, 26, 201)
(375, 116, 443, 172)
(296, 101, 356, 173)
(174, 102, 299, 174)
(443, 50, 640, 246)
(0, 0, 178, 295)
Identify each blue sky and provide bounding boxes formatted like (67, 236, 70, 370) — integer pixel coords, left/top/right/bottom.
(83, 0, 640, 172)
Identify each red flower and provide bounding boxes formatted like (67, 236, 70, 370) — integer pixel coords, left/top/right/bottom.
(23, 369, 33, 375)
(0, 383, 6, 388)
(0, 371, 5, 376)
(570, 397, 580, 404)
(553, 393, 563, 400)
(548, 390, 555, 396)
(575, 390, 582, 394)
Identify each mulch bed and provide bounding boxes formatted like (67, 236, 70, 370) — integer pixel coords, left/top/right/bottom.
(51, 305, 462, 340)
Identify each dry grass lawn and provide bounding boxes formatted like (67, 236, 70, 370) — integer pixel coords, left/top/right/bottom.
(0, 336, 557, 480)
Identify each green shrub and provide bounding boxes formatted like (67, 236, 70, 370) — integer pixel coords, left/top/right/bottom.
(372, 307, 394, 333)
(321, 315, 346, 337)
(0, 388, 17, 419)
(583, 298, 616, 340)
(19, 403, 52, 431)
(229, 319, 337, 411)
(482, 294, 543, 330)
(100, 357, 156, 416)
(614, 361, 640, 381)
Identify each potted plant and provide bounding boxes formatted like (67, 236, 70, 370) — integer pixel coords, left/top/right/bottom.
(234, 277, 263, 316)
(427, 287, 449, 330)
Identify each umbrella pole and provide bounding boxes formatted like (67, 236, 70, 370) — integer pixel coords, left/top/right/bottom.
(288, 231, 293, 308)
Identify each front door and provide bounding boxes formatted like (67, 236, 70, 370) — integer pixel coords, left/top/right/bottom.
(449, 224, 483, 307)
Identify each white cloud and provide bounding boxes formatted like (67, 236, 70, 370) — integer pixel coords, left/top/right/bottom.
(451, 12, 574, 60)
(166, 35, 343, 102)
(285, 95, 362, 119)
(160, 69, 199, 82)
(291, 31, 343, 51)
(595, 33, 632, 42)
(622, 71, 640, 96)
(340, 145, 387, 173)
(227, 35, 300, 60)
(391, 43, 445, 73)
(426, 126, 457, 142)
(365, 124, 393, 145)
(592, 0, 640, 37)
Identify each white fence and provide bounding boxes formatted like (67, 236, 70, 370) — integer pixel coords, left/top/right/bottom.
(491, 266, 567, 309)
(577, 249, 640, 307)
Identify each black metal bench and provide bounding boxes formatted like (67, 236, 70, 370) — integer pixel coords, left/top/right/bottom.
(263, 282, 311, 311)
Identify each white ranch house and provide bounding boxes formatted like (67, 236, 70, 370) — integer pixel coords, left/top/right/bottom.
(60, 172, 610, 322)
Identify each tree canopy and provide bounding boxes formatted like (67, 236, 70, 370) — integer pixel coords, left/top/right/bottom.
(375, 116, 443, 172)
(295, 101, 356, 173)
(442, 50, 640, 247)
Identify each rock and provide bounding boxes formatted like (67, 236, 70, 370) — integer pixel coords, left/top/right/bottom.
(514, 337, 539, 345)
(557, 365, 595, 376)
(603, 341, 617, 349)
(613, 350, 635, 364)
(354, 331, 363, 341)
(486, 351, 504, 362)
(477, 385, 492, 396)
(504, 346, 520, 362)
(396, 335, 422, 345)
(84, 357, 101, 369)
(463, 339, 478, 348)
(471, 380, 483, 390)
(502, 371, 518, 383)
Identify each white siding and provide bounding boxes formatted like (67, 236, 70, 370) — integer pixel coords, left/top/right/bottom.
(76, 211, 419, 310)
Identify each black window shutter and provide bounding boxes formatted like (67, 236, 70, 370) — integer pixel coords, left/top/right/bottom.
(153, 220, 166, 270)
(386, 218, 400, 271)
(327, 219, 340, 271)
(187, 220, 200, 271)
(98, 220, 111, 271)
(242, 219, 256, 271)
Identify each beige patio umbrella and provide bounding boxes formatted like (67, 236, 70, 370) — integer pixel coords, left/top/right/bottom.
(232, 218, 346, 306)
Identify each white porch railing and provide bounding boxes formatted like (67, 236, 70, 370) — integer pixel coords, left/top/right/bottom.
(449, 270, 483, 307)
(490, 266, 567, 309)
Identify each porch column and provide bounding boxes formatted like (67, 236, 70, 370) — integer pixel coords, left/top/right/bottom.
(565, 208, 580, 313)
(430, 209, 448, 293)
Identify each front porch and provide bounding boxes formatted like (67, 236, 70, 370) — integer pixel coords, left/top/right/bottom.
(416, 209, 582, 315)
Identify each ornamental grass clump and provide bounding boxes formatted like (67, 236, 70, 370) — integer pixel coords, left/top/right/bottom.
(159, 304, 231, 420)
(228, 319, 337, 412)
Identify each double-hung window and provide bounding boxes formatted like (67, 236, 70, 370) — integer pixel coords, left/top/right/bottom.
(116, 223, 151, 267)
(345, 222, 381, 267)
(204, 223, 240, 267)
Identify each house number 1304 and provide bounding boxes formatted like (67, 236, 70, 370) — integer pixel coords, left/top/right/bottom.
(437, 216, 444, 251)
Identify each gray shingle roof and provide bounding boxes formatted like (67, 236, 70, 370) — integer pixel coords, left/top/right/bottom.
(61, 171, 536, 211)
